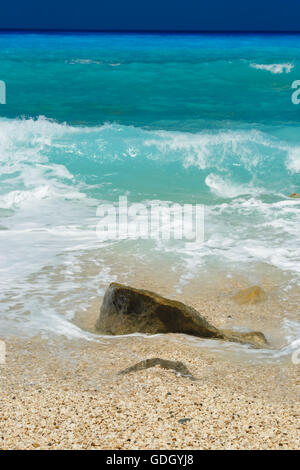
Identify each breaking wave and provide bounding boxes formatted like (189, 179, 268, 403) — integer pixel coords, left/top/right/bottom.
(250, 63, 294, 74)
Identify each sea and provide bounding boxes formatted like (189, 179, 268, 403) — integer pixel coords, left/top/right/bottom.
(0, 32, 299, 362)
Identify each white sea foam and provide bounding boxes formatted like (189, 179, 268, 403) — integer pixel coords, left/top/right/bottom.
(204, 173, 261, 198)
(68, 59, 103, 65)
(67, 59, 121, 66)
(287, 147, 300, 173)
(144, 128, 282, 173)
(0, 117, 299, 356)
(250, 63, 294, 74)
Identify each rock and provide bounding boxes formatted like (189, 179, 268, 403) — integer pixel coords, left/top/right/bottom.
(288, 193, 300, 198)
(232, 286, 267, 305)
(222, 330, 269, 349)
(96, 283, 269, 348)
(97, 283, 222, 338)
(118, 358, 196, 380)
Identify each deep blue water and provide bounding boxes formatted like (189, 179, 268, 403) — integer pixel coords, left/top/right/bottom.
(1, 32, 300, 128)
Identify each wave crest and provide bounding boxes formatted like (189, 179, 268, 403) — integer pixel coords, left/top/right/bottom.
(250, 63, 294, 74)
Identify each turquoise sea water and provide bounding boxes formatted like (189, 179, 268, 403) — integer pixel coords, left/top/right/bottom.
(0, 33, 299, 357)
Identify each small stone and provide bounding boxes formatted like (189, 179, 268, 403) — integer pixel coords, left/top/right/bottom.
(233, 286, 267, 305)
(118, 358, 196, 380)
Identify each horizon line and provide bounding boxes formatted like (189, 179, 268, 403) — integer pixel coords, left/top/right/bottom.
(0, 28, 300, 34)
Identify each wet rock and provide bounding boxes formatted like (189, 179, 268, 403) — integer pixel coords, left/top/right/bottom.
(222, 330, 269, 349)
(232, 286, 267, 305)
(96, 283, 269, 348)
(96, 283, 221, 338)
(288, 193, 300, 198)
(118, 357, 196, 380)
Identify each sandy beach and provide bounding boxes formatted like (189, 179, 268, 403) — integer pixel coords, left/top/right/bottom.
(0, 280, 299, 450)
